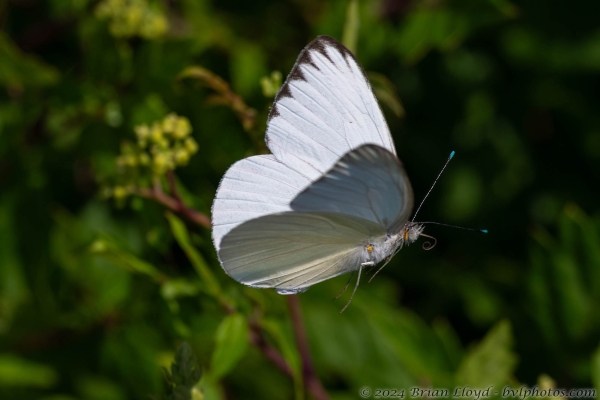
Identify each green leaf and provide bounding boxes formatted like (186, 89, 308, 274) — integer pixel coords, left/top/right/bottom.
(230, 41, 267, 96)
(160, 279, 201, 301)
(89, 236, 166, 283)
(441, 166, 483, 221)
(432, 319, 463, 371)
(456, 320, 517, 388)
(165, 212, 222, 297)
(487, 0, 519, 17)
(551, 251, 589, 340)
(458, 276, 502, 326)
(0, 32, 60, 89)
(261, 318, 303, 399)
(364, 302, 446, 385)
(101, 324, 163, 395)
(527, 247, 560, 348)
(210, 314, 249, 379)
(0, 197, 29, 333)
(0, 355, 58, 388)
(75, 375, 126, 400)
(564, 204, 600, 297)
(593, 344, 600, 392)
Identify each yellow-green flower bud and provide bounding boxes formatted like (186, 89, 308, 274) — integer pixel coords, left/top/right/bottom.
(90, 239, 108, 253)
(140, 14, 168, 39)
(260, 70, 282, 97)
(184, 137, 198, 154)
(135, 124, 150, 140)
(162, 113, 177, 133)
(191, 387, 203, 400)
(173, 117, 192, 139)
(153, 152, 169, 173)
(113, 186, 128, 199)
(150, 123, 163, 142)
(124, 154, 137, 167)
(126, 4, 143, 28)
(95, 2, 110, 18)
(158, 137, 170, 150)
(174, 148, 190, 166)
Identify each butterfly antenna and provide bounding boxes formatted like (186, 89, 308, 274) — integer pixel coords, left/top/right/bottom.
(419, 221, 488, 234)
(340, 265, 362, 313)
(411, 151, 455, 222)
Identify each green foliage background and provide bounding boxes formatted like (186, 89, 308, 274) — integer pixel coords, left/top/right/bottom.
(1, 0, 600, 399)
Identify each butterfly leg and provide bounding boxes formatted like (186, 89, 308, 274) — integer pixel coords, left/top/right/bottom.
(339, 262, 372, 313)
(362, 262, 375, 267)
(333, 270, 355, 300)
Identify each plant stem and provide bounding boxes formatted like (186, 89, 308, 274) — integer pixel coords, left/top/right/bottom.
(287, 295, 329, 400)
(248, 321, 294, 377)
(136, 178, 211, 228)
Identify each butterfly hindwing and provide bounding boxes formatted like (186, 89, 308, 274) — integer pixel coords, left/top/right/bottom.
(218, 211, 384, 293)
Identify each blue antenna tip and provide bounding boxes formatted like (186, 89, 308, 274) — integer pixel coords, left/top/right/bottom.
(481, 229, 488, 233)
(449, 151, 455, 159)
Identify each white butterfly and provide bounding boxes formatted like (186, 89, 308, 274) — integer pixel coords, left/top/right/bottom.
(211, 36, 431, 306)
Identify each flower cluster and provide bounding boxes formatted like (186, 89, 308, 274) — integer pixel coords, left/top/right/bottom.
(95, 0, 168, 39)
(107, 113, 198, 200)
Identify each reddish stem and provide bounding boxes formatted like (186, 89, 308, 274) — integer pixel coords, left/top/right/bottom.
(248, 321, 294, 377)
(287, 295, 329, 400)
(136, 179, 211, 228)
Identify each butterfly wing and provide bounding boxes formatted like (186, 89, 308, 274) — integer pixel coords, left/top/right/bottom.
(213, 37, 408, 291)
(218, 211, 385, 294)
(291, 144, 413, 232)
(266, 35, 396, 181)
(211, 155, 311, 249)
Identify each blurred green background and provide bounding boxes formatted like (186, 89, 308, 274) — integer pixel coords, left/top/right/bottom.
(2, 0, 600, 399)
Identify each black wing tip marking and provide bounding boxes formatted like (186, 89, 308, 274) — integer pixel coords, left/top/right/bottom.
(267, 36, 359, 123)
(312, 35, 354, 63)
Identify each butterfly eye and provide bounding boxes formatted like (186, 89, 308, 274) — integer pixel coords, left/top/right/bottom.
(403, 230, 409, 241)
(366, 244, 374, 253)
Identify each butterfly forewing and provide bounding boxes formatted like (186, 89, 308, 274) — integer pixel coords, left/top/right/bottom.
(266, 36, 396, 181)
(212, 155, 312, 249)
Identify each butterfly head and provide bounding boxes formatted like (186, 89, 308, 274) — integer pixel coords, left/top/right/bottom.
(403, 222, 425, 245)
